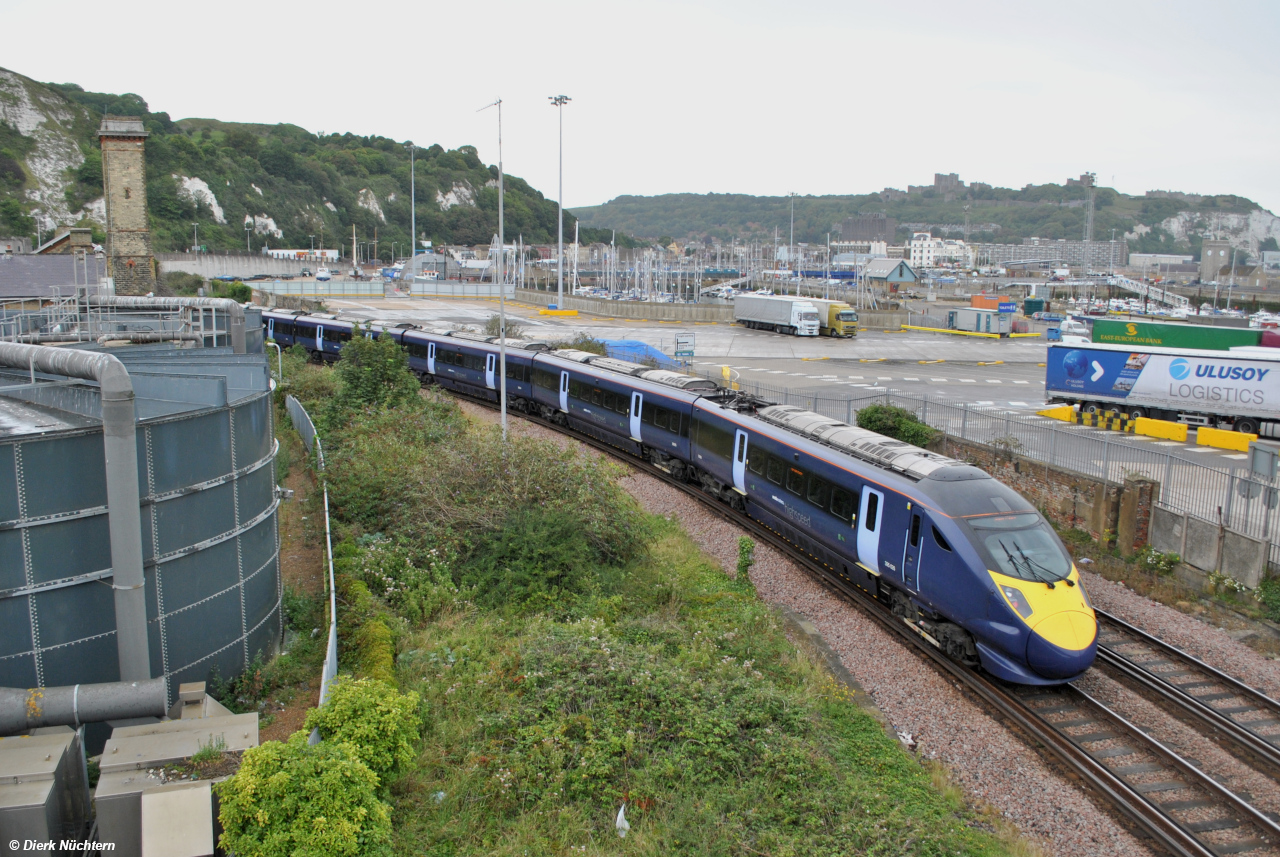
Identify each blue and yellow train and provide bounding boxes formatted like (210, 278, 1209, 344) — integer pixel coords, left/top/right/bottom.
(265, 309, 1097, 684)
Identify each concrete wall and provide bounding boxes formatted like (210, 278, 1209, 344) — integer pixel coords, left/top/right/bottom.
(158, 254, 320, 280)
(940, 434, 1155, 553)
(515, 289, 734, 322)
(1149, 506, 1269, 588)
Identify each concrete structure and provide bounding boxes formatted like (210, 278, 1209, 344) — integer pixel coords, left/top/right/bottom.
(158, 252, 326, 281)
(838, 213, 896, 242)
(971, 237, 1126, 271)
(1, 237, 32, 255)
(0, 255, 104, 299)
(0, 325, 280, 699)
(909, 233, 972, 269)
(830, 240, 887, 260)
(1201, 240, 1232, 282)
(0, 728, 89, 845)
(99, 116, 156, 295)
(1130, 253, 1194, 269)
(1150, 506, 1268, 588)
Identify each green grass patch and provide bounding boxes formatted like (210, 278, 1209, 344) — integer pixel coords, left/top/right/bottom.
(389, 520, 1010, 855)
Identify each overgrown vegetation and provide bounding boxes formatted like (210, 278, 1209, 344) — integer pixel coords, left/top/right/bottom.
(546, 332, 608, 355)
(225, 343, 1020, 855)
(482, 314, 525, 339)
(856, 403, 938, 448)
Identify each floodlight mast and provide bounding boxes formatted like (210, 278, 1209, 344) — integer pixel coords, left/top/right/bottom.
(549, 95, 571, 309)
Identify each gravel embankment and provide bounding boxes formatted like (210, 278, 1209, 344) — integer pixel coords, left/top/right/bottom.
(456, 402, 1154, 855)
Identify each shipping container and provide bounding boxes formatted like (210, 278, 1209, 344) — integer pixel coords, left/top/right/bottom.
(1090, 319, 1261, 351)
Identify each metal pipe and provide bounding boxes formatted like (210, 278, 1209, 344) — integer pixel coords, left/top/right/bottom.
(87, 295, 246, 353)
(8, 333, 202, 345)
(0, 678, 167, 734)
(0, 343, 151, 682)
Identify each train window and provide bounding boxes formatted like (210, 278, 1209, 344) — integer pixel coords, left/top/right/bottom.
(864, 493, 879, 531)
(601, 391, 613, 411)
(323, 326, 349, 342)
(617, 395, 629, 415)
(641, 402, 653, 424)
(654, 408, 669, 430)
(807, 476, 831, 510)
(735, 433, 746, 461)
(766, 456, 785, 485)
(785, 467, 804, 496)
(932, 526, 952, 551)
(909, 514, 921, 548)
(680, 414, 690, 438)
(591, 389, 601, 406)
(747, 453, 765, 475)
(830, 488, 855, 522)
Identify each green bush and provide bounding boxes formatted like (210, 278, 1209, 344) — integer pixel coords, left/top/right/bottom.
(345, 538, 469, 626)
(856, 403, 938, 447)
(303, 677, 422, 781)
(1134, 545, 1180, 576)
(225, 281, 252, 303)
(460, 506, 611, 613)
(325, 324, 421, 427)
(217, 731, 390, 857)
(737, 536, 755, 578)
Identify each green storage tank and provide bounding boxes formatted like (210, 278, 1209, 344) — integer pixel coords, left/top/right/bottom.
(1090, 319, 1261, 350)
(1023, 298, 1045, 315)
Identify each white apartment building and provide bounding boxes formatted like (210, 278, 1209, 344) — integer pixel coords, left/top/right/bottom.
(909, 233, 973, 269)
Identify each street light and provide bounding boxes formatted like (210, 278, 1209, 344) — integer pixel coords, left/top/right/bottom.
(192, 222, 199, 253)
(549, 95, 571, 307)
(405, 142, 416, 257)
(481, 98, 509, 441)
(244, 218, 252, 252)
(308, 234, 315, 255)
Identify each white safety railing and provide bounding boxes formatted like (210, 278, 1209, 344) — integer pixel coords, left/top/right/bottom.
(286, 395, 338, 741)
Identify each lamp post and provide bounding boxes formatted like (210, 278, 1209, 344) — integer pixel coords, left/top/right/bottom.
(549, 95, 571, 308)
(309, 234, 315, 255)
(192, 222, 199, 253)
(244, 219, 252, 252)
(406, 142, 416, 257)
(481, 99, 509, 441)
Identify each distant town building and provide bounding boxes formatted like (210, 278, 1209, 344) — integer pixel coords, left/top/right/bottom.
(1262, 250, 1280, 270)
(1065, 173, 1097, 188)
(863, 258, 919, 291)
(909, 233, 972, 269)
(1214, 264, 1267, 289)
(830, 240, 887, 258)
(838, 213, 896, 242)
(970, 237, 1127, 271)
(1, 236, 31, 255)
(35, 228, 94, 254)
(1200, 240, 1233, 282)
(1129, 253, 1194, 268)
(908, 173, 967, 200)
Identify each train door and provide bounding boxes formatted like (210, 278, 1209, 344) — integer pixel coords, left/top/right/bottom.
(485, 353, 496, 389)
(559, 371, 569, 412)
(732, 430, 748, 494)
(903, 510, 922, 591)
(857, 488, 883, 572)
(267, 318, 274, 340)
(427, 342, 436, 374)
(630, 392, 643, 441)
(316, 325, 324, 352)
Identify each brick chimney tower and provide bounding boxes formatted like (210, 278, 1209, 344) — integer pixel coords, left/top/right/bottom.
(99, 115, 156, 295)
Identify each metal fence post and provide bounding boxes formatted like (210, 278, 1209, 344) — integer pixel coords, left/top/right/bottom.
(1049, 427, 1058, 464)
(921, 399, 929, 426)
(1101, 436, 1111, 481)
(846, 398, 853, 424)
(1163, 451, 1174, 498)
(1224, 469, 1236, 530)
(961, 404, 968, 440)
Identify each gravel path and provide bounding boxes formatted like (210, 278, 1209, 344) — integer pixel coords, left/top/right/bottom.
(457, 402, 1153, 855)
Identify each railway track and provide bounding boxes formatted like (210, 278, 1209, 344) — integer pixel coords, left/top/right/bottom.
(463, 394, 1280, 857)
(1097, 611, 1280, 778)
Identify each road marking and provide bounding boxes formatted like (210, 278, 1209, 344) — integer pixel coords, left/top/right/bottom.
(930, 377, 949, 382)
(985, 379, 1003, 383)
(848, 375, 864, 379)
(975, 400, 995, 406)
(1013, 380, 1030, 384)
(903, 377, 919, 381)
(1224, 453, 1250, 460)
(850, 383, 870, 387)
(959, 379, 976, 383)
(1008, 401, 1029, 407)
(1185, 447, 1216, 453)
(878, 376, 892, 380)
(786, 373, 806, 376)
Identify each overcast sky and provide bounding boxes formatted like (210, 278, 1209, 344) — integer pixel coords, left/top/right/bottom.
(7, 0, 1279, 211)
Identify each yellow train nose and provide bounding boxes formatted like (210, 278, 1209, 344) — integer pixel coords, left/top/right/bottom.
(1032, 610, 1097, 652)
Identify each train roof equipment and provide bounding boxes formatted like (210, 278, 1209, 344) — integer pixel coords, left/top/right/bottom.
(754, 405, 978, 482)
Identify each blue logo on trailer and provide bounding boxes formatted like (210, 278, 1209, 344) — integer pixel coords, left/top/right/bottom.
(1169, 358, 1190, 380)
(1062, 350, 1089, 379)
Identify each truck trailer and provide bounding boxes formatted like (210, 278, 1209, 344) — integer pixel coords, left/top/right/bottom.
(1045, 342, 1280, 436)
(734, 294, 821, 336)
(802, 298, 859, 337)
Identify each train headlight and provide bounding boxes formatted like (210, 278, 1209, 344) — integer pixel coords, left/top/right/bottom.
(1000, 585, 1034, 619)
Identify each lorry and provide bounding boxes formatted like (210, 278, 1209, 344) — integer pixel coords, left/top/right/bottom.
(734, 294, 821, 336)
(1044, 342, 1280, 436)
(1090, 319, 1265, 351)
(802, 297, 859, 337)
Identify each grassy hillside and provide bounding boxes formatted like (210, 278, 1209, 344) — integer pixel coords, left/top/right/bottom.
(572, 187, 1266, 259)
(0, 67, 611, 257)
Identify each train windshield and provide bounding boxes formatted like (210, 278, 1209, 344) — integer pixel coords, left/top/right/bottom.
(964, 513, 1072, 583)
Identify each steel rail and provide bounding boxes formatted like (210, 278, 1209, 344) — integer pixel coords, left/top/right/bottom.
(1097, 609, 1280, 776)
(449, 392, 1263, 857)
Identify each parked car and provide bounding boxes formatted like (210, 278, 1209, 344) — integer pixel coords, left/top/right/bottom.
(300, 267, 313, 277)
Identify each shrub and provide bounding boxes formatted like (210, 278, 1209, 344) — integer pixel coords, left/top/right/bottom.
(217, 731, 390, 857)
(324, 324, 421, 426)
(856, 403, 937, 447)
(460, 506, 609, 612)
(347, 538, 468, 626)
(303, 677, 422, 780)
(482, 313, 525, 339)
(546, 332, 607, 354)
(737, 536, 755, 578)
(1134, 545, 1180, 577)
(225, 281, 252, 303)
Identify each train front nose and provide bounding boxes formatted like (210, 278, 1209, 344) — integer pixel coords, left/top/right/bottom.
(1027, 610, 1097, 679)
